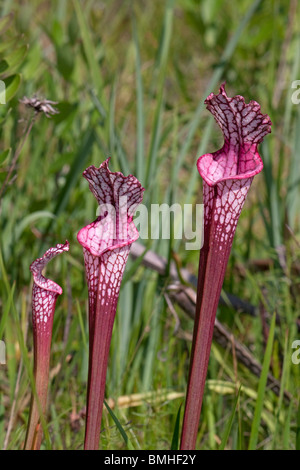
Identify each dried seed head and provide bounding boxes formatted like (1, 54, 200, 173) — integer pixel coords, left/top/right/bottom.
(19, 96, 59, 117)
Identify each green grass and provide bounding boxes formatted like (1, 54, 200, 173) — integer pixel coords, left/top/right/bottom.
(0, 0, 300, 450)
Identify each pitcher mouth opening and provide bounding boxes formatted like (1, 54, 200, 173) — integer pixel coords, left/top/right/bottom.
(197, 149, 263, 187)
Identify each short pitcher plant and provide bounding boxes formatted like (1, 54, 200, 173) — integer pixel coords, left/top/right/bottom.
(180, 84, 272, 450)
(77, 159, 144, 450)
(24, 241, 69, 450)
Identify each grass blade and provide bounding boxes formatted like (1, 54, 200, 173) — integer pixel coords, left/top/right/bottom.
(248, 313, 276, 450)
(145, 0, 174, 188)
(72, 0, 103, 94)
(43, 128, 95, 241)
(219, 386, 241, 450)
(283, 401, 293, 450)
(104, 399, 134, 450)
(296, 399, 300, 450)
(171, 402, 182, 450)
(132, 16, 145, 184)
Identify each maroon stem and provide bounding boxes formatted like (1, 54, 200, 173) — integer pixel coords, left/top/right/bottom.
(84, 290, 118, 450)
(180, 239, 232, 449)
(24, 320, 53, 450)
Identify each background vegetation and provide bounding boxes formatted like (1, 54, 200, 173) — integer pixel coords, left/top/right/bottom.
(0, 0, 300, 450)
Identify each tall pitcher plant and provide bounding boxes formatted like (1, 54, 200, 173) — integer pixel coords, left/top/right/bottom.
(77, 159, 144, 450)
(25, 242, 69, 450)
(180, 84, 272, 450)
